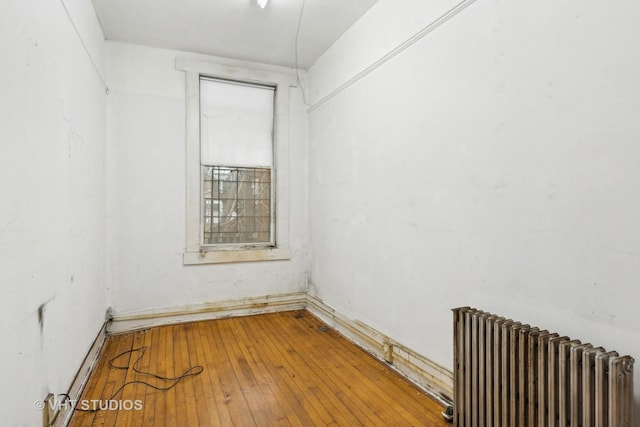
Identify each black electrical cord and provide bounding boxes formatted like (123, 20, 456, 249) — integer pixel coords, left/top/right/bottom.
(74, 346, 204, 413)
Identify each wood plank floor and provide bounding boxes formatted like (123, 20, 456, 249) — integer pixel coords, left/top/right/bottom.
(70, 311, 448, 426)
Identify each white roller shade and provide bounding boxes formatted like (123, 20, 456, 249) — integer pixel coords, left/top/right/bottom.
(200, 78, 274, 167)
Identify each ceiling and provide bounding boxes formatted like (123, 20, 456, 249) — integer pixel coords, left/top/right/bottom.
(92, 0, 378, 70)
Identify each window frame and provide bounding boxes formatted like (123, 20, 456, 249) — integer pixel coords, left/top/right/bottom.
(177, 58, 293, 265)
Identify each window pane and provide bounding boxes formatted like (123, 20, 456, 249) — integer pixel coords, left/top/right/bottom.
(254, 183, 270, 199)
(238, 181, 253, 199)
(219, 181, 237, 199)
(200, 78, 274, 167)
(255, 169, 271, 183)
(203, 166, 271, 245)
(237, 168, 255, 182)
(237, 199, 255, 217)
(254, 199, 270, 217)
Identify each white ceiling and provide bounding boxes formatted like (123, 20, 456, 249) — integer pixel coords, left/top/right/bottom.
(92, 0, 378, 69)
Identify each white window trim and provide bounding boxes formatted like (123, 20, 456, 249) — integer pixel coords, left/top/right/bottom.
(176, 58, 294, 265)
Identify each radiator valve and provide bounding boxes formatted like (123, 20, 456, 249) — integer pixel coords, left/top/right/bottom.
(442, 405, 453, 422)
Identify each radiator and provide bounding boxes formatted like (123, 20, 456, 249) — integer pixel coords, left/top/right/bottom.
(452, 307, 634, 427)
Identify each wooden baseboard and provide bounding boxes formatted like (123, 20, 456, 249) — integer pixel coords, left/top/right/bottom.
(56, 321, 108, 427)
(107, 292, 307, 334)
(104, 291, 453, 406)
(305, 293, 454, 404)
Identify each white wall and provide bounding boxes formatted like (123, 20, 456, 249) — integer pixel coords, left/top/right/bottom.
(308, 0, 640, 411)
(106, 42, 309, 312)
(309, 0, 456, 104)
(0, 0, 107, 425)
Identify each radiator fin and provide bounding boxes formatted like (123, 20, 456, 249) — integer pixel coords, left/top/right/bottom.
(452, 307, 634, 427)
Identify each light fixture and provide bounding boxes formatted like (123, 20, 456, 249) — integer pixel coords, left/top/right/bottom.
(257, 0, 269, 8)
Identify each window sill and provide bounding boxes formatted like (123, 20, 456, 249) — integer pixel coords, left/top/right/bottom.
(183, 247, 291, 265)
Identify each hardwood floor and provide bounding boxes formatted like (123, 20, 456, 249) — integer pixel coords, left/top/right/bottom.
(70, 311, 449, 426)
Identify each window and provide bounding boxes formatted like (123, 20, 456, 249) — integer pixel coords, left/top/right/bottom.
(200, 78, 275, 246)
(177, 58, 293, 264)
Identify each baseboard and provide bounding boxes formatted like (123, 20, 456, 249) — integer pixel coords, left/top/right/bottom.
(103, 291, 453, 408)
(305, 293, 454, 404)
(56, 321, 108, 427)
(107, 292, 307, 334)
